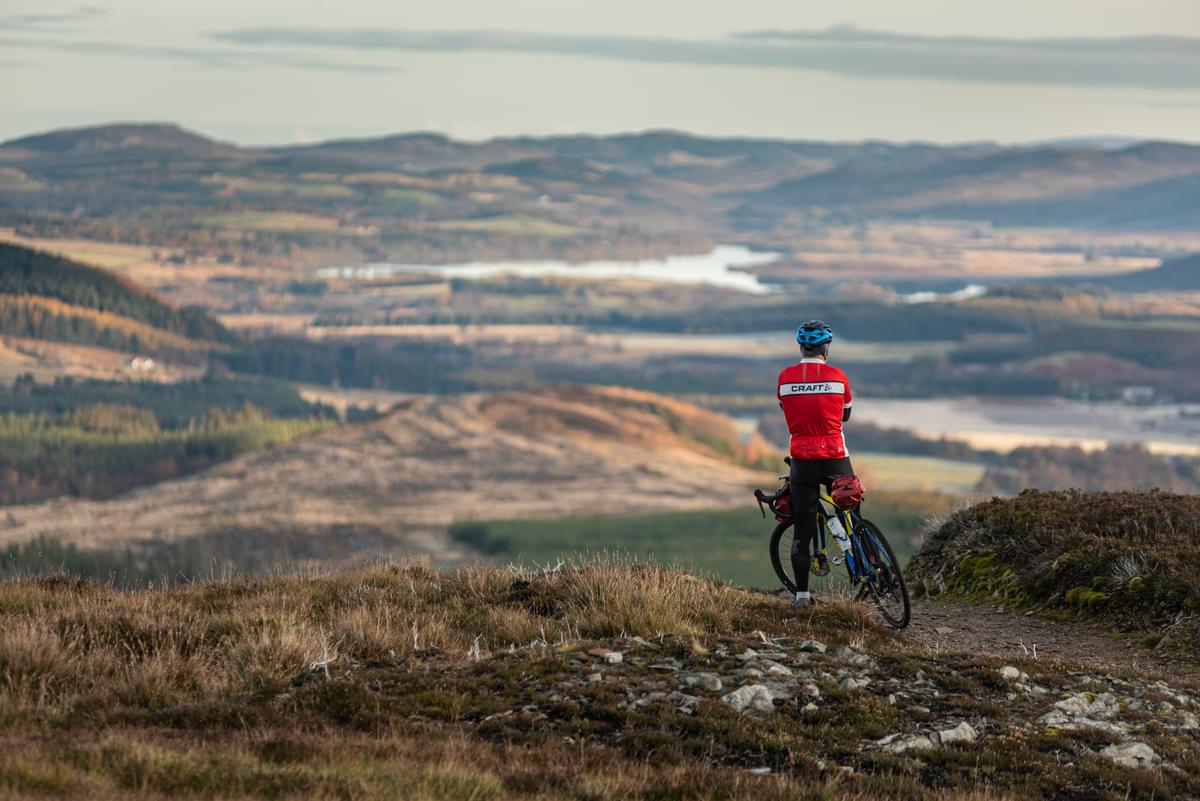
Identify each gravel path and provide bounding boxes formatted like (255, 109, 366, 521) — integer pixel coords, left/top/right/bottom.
(906, 598, 1195, 680)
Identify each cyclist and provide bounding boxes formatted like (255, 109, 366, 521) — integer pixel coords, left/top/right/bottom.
(776, 320, 854, 609)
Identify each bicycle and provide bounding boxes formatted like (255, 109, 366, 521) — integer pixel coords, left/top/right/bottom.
(755, 462, 911, 629)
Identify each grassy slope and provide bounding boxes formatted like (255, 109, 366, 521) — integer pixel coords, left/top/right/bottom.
(908, 490, 1200, 651)
(450, 491, 954, 588)
(0, 560, 1196, 801)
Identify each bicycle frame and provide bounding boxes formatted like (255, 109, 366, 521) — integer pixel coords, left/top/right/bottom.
(815, 490, 871, 584)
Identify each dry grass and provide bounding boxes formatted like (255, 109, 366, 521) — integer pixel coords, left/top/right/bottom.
(0, 558, 780, 727)
(0, 558, 1194, 800)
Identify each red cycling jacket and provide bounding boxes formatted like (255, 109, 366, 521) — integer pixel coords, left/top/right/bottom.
(777, 358, 853, 460)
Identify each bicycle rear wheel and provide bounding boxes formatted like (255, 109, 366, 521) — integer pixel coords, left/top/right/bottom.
(854, 518, 911, 629)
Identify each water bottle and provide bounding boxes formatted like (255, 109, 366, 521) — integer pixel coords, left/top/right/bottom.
(820, 497, 856, 573)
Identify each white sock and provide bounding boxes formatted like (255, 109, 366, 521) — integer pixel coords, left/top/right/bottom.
(794, 591, 811, 601)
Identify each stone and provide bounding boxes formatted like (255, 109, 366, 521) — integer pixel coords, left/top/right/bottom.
(740, 668, 764, 679)
(766, 663, 794, 678)
(934, 626, 954, 635)
(1054, 692, 1120, 720)
(877, 733, 937, 753)
(736, 648, 760, 661)
(1100, 742, 1161, 770)
(723, 684, 777, 714)
(1152, 700, 1175, 714)
(936, 722, 977, 746)
(832, 646, 872, 667)
(586, 672, 603, 683)
(999, 666, 1028, 682)
(1180, 711, 1199, 730)
(803, 702, 819, 713)
(802, 683, 821, 700)
(748, 767, 772, 776)
(798, 640, 827, 654)
(682, 673, 722, 692)
(601, 651, 623, 665)
(839, 676, 869, 690)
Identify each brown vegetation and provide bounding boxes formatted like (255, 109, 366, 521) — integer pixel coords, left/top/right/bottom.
(0, 386, 772, 562)
(0, 559, 1196, 800)
(909, 490, 1200, 651)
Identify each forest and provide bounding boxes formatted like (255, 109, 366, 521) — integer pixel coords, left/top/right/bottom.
(0, 402, 330, 505)
(0, 243, 232, 343)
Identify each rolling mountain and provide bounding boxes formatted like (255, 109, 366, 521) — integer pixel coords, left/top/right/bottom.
(0, 385, 774, 564)
(4, 123, 1199, 238)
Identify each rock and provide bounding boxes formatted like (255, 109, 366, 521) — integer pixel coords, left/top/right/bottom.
(601, 651, 623, 665)
(736, 648, 760, 661)
(802, 683, 821, 700)
(748, 767, 772, 776)
(682, 673, 722, 692)
(832, 646, 872, 667)
(1152, 700, 1175, 714)
(887, 694, 897, 705)
(1100, 742, 1161, 770)
(839, 676, 869, 690)
(937, 722, 977, 746)
(803, 702, 819, 713)
(723, 684, 777, 714)
(740, 668, 764, 679)
(798, 640, 827, 654)
(586, 672, 603, 683)
(878, 733, 937, 753)
(934, 626, 954, 635)
(1054, 692, 1120, 720)
(766, 663, 793, 678)
(999, 666, 1028, 682)
(1180, 711, 1199, 730)
(1039, 693, 1127, 735)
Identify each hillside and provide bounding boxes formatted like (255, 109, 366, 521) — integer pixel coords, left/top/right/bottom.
(0, 385, 774, 567)
(0, 243, 233, 350)
(0, 555, 1196, 800)
(908, 489, 1200, 652)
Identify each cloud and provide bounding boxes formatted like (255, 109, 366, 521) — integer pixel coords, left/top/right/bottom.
(211, 25, 1200, 92)
(0, 6, 105, 29)
(0, 36, 400, 74)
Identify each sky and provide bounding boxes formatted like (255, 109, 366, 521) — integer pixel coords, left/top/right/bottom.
(2, 1, 1199, 146)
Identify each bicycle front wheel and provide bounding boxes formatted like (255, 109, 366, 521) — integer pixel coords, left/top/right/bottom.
(855, 518, 911, 629)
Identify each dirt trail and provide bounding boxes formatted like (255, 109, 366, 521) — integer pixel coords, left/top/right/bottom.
(905, 598, 1195, 681)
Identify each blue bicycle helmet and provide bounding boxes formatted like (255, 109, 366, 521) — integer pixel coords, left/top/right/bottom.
(795, 320, 833, 347)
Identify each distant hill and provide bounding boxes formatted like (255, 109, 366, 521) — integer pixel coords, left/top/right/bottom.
(0, 243, 234, 351)
(4, 122, 1200, 262)
(0, 385, 774, 562)
(736, 141, 1200, 229)
(1092, 251, 1200, 292)
(0, 122, 246, 160)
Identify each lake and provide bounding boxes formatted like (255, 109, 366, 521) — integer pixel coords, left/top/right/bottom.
(317, 245, 781, 293)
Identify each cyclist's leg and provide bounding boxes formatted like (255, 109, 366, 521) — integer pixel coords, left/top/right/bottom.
(789, 458, 832, 597)
(788, 476, 819, 594)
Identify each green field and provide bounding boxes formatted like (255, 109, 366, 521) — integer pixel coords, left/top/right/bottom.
(450, 492, 953, 588)
(854, 451, 987, 493)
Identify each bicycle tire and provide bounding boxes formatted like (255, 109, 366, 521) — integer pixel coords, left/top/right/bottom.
(855, 518, 911, 629)
(768, 520, 798, 593)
